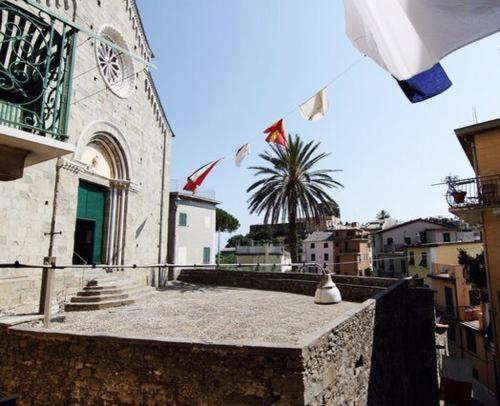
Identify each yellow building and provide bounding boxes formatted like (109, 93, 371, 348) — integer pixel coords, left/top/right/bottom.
(430, 268, 496, 398)
(406, 241, 483, 287)
(446, 118, 500, 400)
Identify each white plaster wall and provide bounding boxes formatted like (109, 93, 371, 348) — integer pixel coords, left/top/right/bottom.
(173, 200, 216, 266)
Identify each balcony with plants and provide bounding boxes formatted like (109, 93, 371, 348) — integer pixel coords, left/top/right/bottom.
(0, 0, 77, 180)
(444, 174, 500, 223)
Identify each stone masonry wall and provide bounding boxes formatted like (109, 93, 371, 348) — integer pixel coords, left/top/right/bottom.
(0, 0, 172, 312)
(0, 277, 437, 405)
(178, 269, 394, 302)
(0, 326, 304, 405)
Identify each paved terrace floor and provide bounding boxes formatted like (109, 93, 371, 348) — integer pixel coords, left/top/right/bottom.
(33, 282, 359, 346)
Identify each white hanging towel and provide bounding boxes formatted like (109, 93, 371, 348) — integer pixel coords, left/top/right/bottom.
(235, 143, 250, 167)
(344, 0, 500, 81)
(299, 88, 328, 121)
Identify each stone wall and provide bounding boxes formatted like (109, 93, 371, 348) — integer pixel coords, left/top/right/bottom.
(0, 0, 172, 312)
(302, 279, 438, 405)
(0, 276, 438, 405)
(0, 326, 304, 405)
(178, 269, 394, 302)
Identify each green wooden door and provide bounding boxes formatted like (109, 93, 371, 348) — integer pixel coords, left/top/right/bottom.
(76, 181, 107, 264)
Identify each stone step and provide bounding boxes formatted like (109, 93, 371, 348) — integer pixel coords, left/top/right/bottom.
(78, 284, 146, 296)
(70, 293, 129, 303)
(65, 298, 135, 312)
(82, 282, 138, 291)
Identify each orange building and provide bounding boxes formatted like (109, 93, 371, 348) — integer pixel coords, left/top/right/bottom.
(447, 118, 500, 399)
(331, 227, 372, 276)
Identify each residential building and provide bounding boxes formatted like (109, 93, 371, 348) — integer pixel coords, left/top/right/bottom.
(301, 231, 335, 271)
(302, 226, 372, 276)
(167, 192, 219, 274)
(446, 118, 500, 396)
(428, 263, 496, 404)
(362, 217, 399, 233)
(372, 218, 478, 278)
(0, 0, 173, 312)
(407, 241, 483, 287)
(235, 245, 291, 272)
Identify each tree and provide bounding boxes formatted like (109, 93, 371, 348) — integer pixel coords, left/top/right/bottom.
(458, 249, 487, 290)
(247, 134, 342, 263)
(216, 208, 240, 233)
(226, 234, 251, 248)
(216, 208, 240, 265)
(376, 210, 391, 220)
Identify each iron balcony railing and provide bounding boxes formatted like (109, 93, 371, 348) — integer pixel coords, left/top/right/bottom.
(447, 175, 500, 210)
(0, 0, 77, 141)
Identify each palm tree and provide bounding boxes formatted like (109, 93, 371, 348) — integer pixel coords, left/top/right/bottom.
(247, 134, 343, 264)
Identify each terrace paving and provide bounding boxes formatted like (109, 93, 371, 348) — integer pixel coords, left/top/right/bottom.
(35, 282, 359, 346)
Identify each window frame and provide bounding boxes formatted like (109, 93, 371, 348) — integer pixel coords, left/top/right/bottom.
(178, 212, 187, 227)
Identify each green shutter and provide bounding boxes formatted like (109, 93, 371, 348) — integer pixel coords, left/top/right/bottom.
(179, 212, 187, 226)
(203, 247, 211, 264)
(76, 181, 107, 264)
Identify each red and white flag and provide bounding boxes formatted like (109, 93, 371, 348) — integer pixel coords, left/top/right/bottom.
(183, 158, 222, 193)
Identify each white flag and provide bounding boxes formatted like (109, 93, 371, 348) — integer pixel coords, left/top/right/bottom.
(344, 0, 500, 81)
(299, 88, 328, 121)
(235, 143, 250, 167)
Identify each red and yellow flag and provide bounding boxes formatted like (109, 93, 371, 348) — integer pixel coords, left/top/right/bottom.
(264, 119, 288, 149)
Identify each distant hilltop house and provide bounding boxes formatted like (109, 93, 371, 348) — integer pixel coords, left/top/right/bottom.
(249, 201, 341, 239)
(0, 0, 173, 312)
(167, 192, 220, 276)
(235, 244, 292, 272)
(302, 224, 372, 276)
(371, 218, 480, 278)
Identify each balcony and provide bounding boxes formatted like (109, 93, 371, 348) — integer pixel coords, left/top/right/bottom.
(0, 1, 77, 180)
(446, 175, 500, 224)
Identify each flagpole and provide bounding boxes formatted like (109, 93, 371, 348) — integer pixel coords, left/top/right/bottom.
(217, 230, 221, 267)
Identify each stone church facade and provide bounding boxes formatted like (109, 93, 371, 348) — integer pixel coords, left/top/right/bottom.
(0, 0, 173, 311)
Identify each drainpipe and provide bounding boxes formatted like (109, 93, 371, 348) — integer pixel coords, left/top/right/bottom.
(157, 131, 168, 285)
(39, 158, 62, 314)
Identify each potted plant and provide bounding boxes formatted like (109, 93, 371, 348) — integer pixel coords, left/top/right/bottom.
(443, 174, 466, 204)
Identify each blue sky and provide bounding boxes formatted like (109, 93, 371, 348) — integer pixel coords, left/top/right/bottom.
(137, 0, 500, 244)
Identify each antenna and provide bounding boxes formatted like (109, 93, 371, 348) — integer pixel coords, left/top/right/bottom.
(472, 106, 478, 124)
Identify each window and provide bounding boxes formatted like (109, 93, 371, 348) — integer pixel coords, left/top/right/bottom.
(409, 252, 415, 266)
(400, 260, 406, 275)
(311, 253, 316, 262)
(466, 329, 476, 353)
(323, 242, 328, 248)
(324, 253, 329, 262)
(387, 237, 394, 245)
(447, 325, 456, 342)
(344, 241, 349, 252)
(178, 212, 187, 226)
(310, 243, 315, 249)
(444, 287, 455, 316)
(419, 252, 428, 268)
(335, 242, 339, 247)
(443, 233, 451, 243)
(203, 247, 211, 264)
(469, 290, 481, 306)
(389, 259, 395, 272)
(404, 237, 411, 245)
(472, 368, 479, 380)
(96, 25, 136, 98)
(419, 231, 427, 244)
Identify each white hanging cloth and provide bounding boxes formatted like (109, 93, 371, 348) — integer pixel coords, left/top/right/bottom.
(235, 143, 250, 167)
(343, 0, 500, 81)
(299, 88, 328, 121)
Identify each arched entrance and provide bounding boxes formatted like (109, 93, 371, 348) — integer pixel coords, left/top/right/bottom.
(73, 130, 131, 265)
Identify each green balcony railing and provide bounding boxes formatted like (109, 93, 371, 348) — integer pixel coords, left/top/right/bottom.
(0, 0, 76, 141)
